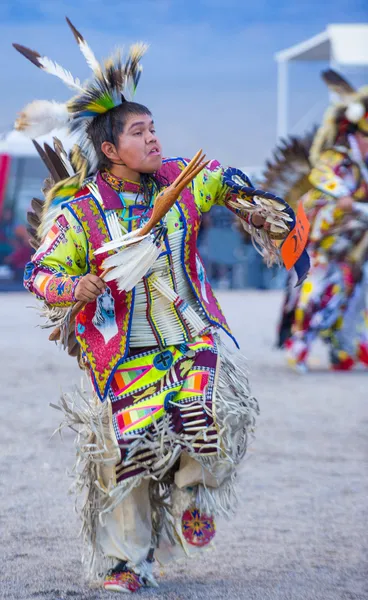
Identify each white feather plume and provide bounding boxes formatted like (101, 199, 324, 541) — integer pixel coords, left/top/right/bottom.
(77, 39, 101, 74)
(94, 230, 148, 255)
(345, 101, 365, 124)
(102, 238, 163, 292)
(15, 100, 70, 138)
(65, 17, 102, 74)
(38, 56, 84, 91)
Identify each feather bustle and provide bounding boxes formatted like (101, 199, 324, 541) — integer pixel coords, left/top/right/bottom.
(31, 197, 44, 217)
(53, 137, 74, 176)
(44, 143, 70, 180)
(260, 130, 315, 209)
(33, 140, 61, 182)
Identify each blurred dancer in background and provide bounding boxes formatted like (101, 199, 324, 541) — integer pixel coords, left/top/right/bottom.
(269, 70, 368, 371)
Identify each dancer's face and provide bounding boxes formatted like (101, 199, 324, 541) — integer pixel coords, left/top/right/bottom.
(102, 113, 163, 174)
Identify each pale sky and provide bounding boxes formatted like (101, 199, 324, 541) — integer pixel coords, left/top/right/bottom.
(0, 0, 367, 167)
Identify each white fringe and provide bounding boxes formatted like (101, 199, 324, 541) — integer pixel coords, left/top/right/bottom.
(126, 559, 158, 588)
(151, 274, 207, 336)
(54, 336, 259, 581)
(195, 471, 238, 518)
(193, 336, 259, 517)
(52, 386, 127, 583)
(37, 303, 69, 328)
(229, 194, 292, 267)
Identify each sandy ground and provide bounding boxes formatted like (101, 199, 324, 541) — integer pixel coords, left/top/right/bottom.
(1, 291, 368, 600)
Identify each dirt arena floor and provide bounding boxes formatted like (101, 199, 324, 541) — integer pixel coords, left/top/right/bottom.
(1, 291, 367, 600)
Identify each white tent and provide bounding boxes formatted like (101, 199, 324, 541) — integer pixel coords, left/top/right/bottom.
(0, 130, 38, 157)
(0, 129, 72, 157)
(275, 23, 368, 138)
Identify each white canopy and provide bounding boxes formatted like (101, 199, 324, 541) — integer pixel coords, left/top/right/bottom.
(275, 23, 368, 138)
(0, 131, 38, 157)
(0, 130, 73, 157)
(276, 24, 368, 65)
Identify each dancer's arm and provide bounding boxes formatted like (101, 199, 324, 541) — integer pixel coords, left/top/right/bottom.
(192, 159, 291, 235)
(23, 208, 90, 306)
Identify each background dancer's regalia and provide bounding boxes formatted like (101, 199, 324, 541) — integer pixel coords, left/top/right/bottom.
(259, 130, 316, 348)
(16, 18, 309, 593)
(265, 70, 368, 372)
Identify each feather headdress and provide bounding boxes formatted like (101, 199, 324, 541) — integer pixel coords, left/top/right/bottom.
(310, 69, 368, 164)
(261, 129, 316, 210)
(13, 17, 148, 173)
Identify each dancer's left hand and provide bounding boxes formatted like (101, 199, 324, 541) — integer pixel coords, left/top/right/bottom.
(251, 214, 271, 230)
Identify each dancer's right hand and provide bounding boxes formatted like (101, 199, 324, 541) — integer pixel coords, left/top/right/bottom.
(74, 274, 106, 303)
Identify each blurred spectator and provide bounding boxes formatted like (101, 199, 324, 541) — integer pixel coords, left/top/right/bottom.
(199, 205, 286, 290)
(3, 224, 32, 281)
(0, 208, 13, 265)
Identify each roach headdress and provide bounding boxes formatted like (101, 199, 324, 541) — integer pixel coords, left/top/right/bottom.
(13, 17, 148, 173)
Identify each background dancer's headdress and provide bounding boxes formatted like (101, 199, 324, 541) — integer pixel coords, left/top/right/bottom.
(310, 69, 368, 164)
(13, 17, 148, 174)
(261, 129, 316, 210)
